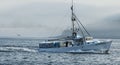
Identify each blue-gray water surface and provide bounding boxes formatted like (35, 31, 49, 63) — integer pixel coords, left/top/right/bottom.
(0, 38, 120, 65)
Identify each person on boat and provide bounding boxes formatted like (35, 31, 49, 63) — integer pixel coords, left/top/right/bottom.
(66, 41, 69, 47)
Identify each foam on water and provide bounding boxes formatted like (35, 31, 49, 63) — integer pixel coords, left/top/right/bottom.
(0, 47, 36, 52)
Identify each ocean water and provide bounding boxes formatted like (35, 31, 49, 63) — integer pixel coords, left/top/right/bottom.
(0, 38, 120, 65)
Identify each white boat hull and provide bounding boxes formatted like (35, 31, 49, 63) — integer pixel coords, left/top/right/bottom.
(38, 41, 112, 54)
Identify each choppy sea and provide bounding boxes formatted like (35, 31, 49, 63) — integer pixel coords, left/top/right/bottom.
(0, 38, 120, 65)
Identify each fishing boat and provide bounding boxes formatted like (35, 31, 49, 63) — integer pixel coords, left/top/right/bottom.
(38, 0, 112, 54)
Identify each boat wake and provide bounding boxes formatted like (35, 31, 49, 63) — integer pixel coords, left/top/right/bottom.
(0, 46, 36, 52)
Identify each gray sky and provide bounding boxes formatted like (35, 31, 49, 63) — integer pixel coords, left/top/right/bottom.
(0, 0, 120, 38)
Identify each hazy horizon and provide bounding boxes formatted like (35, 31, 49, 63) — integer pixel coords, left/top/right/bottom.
(0, 0, 120, 38)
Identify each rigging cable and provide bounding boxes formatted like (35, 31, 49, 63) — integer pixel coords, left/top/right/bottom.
(74, 15, 86, 43)
(74, 14, 91, 36)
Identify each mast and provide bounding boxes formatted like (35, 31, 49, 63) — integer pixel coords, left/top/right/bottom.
(71, 0, 76, 38)
(70, 0, 91, 43)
